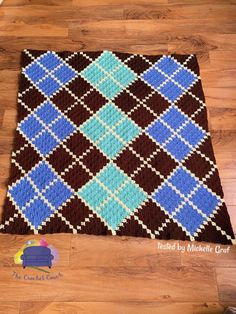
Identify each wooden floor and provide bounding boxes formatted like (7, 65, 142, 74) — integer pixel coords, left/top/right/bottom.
(0, 0, 236, 313)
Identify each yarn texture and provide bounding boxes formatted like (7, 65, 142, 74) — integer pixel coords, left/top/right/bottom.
(0, 49, 234, 244)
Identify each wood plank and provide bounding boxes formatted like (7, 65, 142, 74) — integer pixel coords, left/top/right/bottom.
(181, 243, 236, 268)
(209, 50, 236, 71)
(72, 0, 168, 5)
(0, 5, 124, 22)
(221, 179, 236, 205)
(216, 267, 236, 304)
(123, 4, 236, 20)
(19, 301, 225, 314)
(211, 131, 236, 152)
(0, 265, 218, 302)
(0, 70, 20, 107)
(0, 21, 68, 37)
(0, 302, 19, 314)
(208, 107, 236, 130)
(70, 235, 181, 268)
(227, 206, 236, 234)
(215, 152, 236, 179)
(3, 0, 72, 6)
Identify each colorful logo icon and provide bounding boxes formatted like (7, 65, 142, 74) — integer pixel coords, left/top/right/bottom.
(14, 239, 58, 272)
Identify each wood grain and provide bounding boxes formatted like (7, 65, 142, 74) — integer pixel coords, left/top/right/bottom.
(0, 0, 235, 313)
(18, 301, 224, 314)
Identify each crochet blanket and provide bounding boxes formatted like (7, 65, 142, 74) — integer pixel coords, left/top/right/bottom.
(0, 49, 234, 244)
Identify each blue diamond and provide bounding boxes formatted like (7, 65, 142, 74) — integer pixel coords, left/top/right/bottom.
(43, 180, 72, 208)
(147, 120, 172, 145)
(37, 76, 60, 96)
(35, 102, 60, 125)
(175, 203, 204, 235)
(29, 161, 57, 191)
(53, 64, 76, 84)
(33, 130, 58, 156)
(142, 68, 166, 89)
(173, 68, 196, 89)
(165, 137, 190, 161)
(38, 52, 61, 71)
(179, 121, 205, 147)
(159, 81, 183, 102)
(20, 115, 44, 140)
(51, 117, 75, 140)
(10, 178, 36, 208)
(24, 63, 46, 83)
(190, 186, 219, 215)
(24, 198, 52, 228)
(161, 107, 187, 130)
(169, 167, 198, 196)
(153, 184, 183, 214)
(156, 57, 179, 75)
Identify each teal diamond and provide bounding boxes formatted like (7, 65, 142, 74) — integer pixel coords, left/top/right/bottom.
(80, 117, 106, 143)
(99, 134, 123, 158)
(97, 103, 123, 127)
(80, 103, 140, 158)
(97, 164, 126, 192)
(79, 180, 109, 209)
(78, 164, 147, 230)
(80, 51, 136, 99)
(99, 199, 128, 230)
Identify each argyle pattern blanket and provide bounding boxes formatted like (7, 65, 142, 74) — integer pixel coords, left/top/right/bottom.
(0, 49, 234, 244)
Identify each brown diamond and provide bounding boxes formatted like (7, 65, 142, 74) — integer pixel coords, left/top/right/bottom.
(184, 152, 212, 180)
(81, 147, 108, 175)
(21, 87, 45, 109)
(67, 77, 91, 98)
(132, 133, 157, 159)
(83, 90, 106, 112)
(126, 55, 150, 74)
(134, 166, 163, 193)
(130, 106, 155, 128)
(137, 200, 169, 232)
(114, 90, 138, 113)
(66, 104, 90, 127)
(117, 216, 149, 238)
(52, 89, 75, 112)
(62, 163, 92, 190)
(47, 146, 73, 173)
(14, 145, 41, 172)
(115, 148, 141, 175)
(128, 79, 153, 100)
(145, 93, 169, 116)
(60, 197, 92, 228)
(150, 148, 177, 177)
(65, 131, 91, 157)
